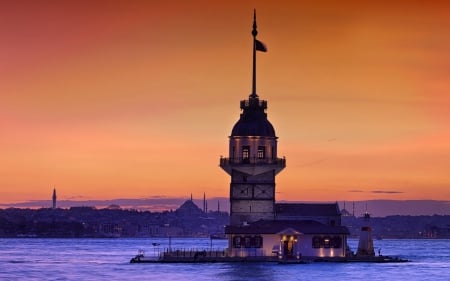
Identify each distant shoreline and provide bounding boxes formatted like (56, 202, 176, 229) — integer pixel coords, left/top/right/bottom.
(1, 198, 449, 217)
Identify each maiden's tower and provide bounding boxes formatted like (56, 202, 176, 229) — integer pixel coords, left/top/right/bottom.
(220, 11, 349, 260)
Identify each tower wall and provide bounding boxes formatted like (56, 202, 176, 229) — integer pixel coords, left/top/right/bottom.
(228, 137, 278, 161)
(229, 170, 276, 225)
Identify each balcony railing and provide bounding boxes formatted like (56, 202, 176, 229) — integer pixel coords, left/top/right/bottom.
(220, 156, 286, 167)
(240, 99, 267, 109)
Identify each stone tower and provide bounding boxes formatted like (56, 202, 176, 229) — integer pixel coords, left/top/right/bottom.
(220, 11, 285, 226)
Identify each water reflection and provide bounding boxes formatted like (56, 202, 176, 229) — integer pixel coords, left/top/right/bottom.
(0, 238, 449, 281)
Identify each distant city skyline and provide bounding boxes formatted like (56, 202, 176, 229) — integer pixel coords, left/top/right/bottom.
(1, 1, 449, 204)
(1, 196, 449, 218)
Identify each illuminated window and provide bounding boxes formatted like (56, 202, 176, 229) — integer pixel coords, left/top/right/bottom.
(324, 236, 331, 248)
(257, 146, 265, 159)
(242, 146, 250, 162)
(312, 236, 342, 248)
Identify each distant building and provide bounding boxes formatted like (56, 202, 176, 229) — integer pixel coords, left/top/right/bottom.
(107, 204, 121, 210)
(220, 12, 349, 259)
(340, 201, 353, 217)
(175, 200, 204, 219)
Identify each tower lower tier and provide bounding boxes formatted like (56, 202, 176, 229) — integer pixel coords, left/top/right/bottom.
(230, 199, 275, 225)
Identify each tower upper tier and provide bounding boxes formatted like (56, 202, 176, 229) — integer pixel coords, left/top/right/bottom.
(231, 96, 276, 138)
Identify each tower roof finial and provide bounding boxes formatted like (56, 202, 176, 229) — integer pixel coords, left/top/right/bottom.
(252, 9, 257, 37)
(250, 9, 267, 99)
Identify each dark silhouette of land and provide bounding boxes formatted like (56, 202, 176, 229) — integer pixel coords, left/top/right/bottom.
(2, 198, 449, 217)
(0, 201, 449, 238)
(342, 215, 450, 239)
(0, 200, 228, 238)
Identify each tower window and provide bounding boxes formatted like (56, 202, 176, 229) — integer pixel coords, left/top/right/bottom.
(257, 146, 265, 159)
(242, 146, 250, 162)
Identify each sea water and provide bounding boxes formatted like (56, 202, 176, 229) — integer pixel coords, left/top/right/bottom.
(0, 238, 449, 281)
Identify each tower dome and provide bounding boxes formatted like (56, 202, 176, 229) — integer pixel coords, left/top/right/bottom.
(231, 97, 276, 137)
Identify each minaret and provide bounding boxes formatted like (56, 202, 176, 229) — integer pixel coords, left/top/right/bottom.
(52, 188, 57, 209)
(203, 192, 206, 213)
(220, 11, 285, 225)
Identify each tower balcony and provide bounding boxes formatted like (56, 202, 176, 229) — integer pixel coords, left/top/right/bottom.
(240, 99, 267, 110)
(220, 156, 286, 176)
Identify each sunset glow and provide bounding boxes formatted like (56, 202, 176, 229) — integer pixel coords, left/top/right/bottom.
(1, 0, 449, 205)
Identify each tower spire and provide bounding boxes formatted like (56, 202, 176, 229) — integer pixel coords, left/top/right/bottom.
(250, 9, 267, 98)
(251, 9, 258, 98)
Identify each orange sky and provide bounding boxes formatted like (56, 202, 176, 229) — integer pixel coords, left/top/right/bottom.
(1, 0, 449, 204)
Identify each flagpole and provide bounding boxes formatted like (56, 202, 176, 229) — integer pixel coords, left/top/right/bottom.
(251, 9, 258, 98)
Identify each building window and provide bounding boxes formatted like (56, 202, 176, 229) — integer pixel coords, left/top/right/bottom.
(233, 236, 241, 248)
(257, 146, 265, 159)
(332, 236, 342, 248)
(312, 236, 343, 248)
(312, 236, 322, 248)
(233, 236, 263, 248)
(244, 236, 252, 248)
(323, 236, 331, 248)
(242, 146, 250, 163)
(252, 236, 263, 248)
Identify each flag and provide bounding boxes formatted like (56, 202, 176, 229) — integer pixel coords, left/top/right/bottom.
(255, 39, 267, 52)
